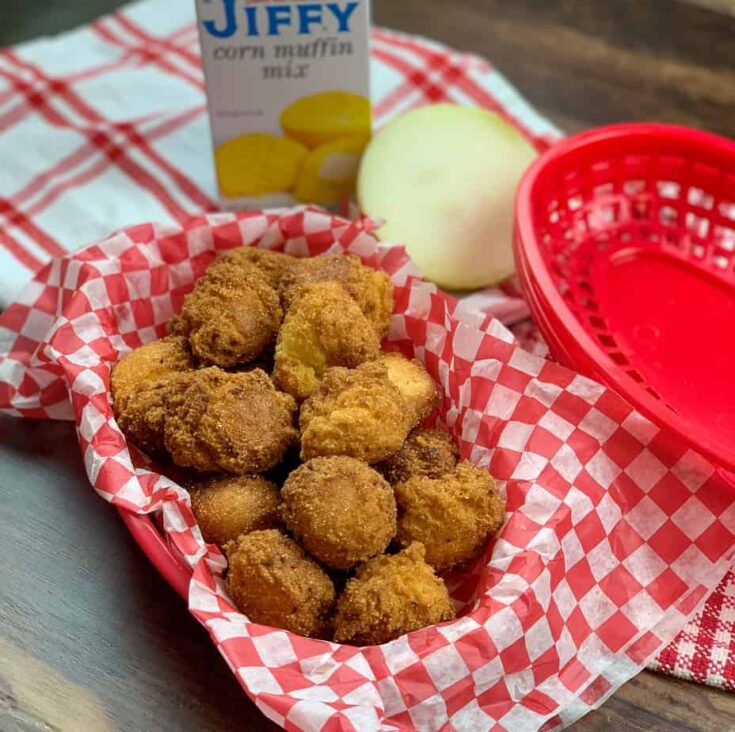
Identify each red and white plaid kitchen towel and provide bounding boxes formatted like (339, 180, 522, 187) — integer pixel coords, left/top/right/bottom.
(0, 0, 731, 695)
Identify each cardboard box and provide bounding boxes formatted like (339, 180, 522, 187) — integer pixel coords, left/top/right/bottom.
(196, 0, 372, 209)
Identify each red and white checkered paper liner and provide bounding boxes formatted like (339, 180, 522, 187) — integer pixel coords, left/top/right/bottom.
(495, 326, 735, 694)
(1, 208, 734, 731)
(1, 0, 733, 710)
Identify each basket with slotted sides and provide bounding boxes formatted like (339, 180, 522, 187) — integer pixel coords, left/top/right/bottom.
(514, 122, 735, 477)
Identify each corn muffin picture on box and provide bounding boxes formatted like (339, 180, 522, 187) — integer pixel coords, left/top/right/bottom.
(196, 0, 372, 209)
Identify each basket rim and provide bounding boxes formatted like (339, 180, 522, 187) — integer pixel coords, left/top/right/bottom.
(118, 508, 190, 600)
(514, 121, 735, 475)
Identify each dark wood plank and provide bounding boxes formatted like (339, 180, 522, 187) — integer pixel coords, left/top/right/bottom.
(578, 671, 735, 731)
(0, 416, 275, 732)
(373, 0, 735, 137)
(682, 0, 735, 13)
(1, 0, 128, 47)
(1, 1, 734, 730)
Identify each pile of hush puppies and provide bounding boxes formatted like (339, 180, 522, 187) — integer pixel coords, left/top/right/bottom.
(111, 247, 506, 645)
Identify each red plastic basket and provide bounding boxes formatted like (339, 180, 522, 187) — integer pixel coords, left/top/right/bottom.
(514, 122, 735, 474)
(118, 508, 190, 599)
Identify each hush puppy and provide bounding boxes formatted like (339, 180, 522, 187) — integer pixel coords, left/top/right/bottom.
(333, 542, 455, 645)
(282, 456, 396, 570)
(111, 336, 195, 452)
(273, 281, 380, 401)
(279, 254, 393, 339)
(209, 247, 296, 289)
(226, 529, 335, 637)
(181, 261, 282, 368)
(166, 313, 190, 337)
(379, 352, 440, 427)
(111, 335, 193, 406)
(115, 371, 195, 453)
(299, 362, 411, 463)
(395, 462, 505, 571)
(165, 367, 297, 474)
(378, 428, 459, 485)
(190, 475, 281, 546)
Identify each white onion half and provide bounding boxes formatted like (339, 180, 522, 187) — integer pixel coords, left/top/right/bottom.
(357, 104, 537, 290)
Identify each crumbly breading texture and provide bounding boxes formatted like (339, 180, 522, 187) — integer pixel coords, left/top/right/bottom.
(273, 281, 380, 402)
(279, 254, 393, 339)
(190, 475, 281, 547)
(395, 462, 505, 571)
(379, 352, 440, 428)
(181, 262, 282, 368)
(115, 371, 196, 453)
(282, 456, 396, 570)
(333, 542, 455, 645)
(378, 428, 459, 484)
(209, 247, 296, 289)
(226, 529, 335, 637)
(164, 367, 297, 474)
(111, 336, 194, 408)
(299, 362, 411, 463)
(166, 313, 190, 337)
(111, 337, 195, 451)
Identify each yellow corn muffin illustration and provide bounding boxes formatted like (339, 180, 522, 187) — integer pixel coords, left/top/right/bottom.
(294, 137, 367, 205)
(215, 133, 308, 197)
(280, 91, 371, 149)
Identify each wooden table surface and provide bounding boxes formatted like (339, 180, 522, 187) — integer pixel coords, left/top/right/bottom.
(1, 1, 734, 730)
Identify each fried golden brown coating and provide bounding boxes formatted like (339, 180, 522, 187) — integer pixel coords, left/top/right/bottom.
(111, 336, 196, 451)
(180, 261, 282, 368)
(226, 529, 335, 637)
(111, 336, 194, 406)
(190, 475, 281, 546)
(164, 367, 297, 474)
(299, 362, 411, 463)
(209, 247, 296, 289)
(378, 428, 459, 485)
(166, 313, 190, 337)
(282, 456, 397, 570)
(333, 542, 455, 645)
(395, 462, 505, 571)
(279, 254, 393, 339)
(379, 352, 440, 427)
(116, 371, 196, 453)
(273, 282, 380, 402)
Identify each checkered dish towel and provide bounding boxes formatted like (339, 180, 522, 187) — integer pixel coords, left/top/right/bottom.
(0, 0, 732, 712)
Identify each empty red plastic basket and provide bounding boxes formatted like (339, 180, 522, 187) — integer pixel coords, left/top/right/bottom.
(515, 122, 735, 474)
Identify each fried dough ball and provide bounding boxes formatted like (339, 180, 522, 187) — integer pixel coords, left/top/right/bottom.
(279, 254, 393, 338)
(379, 352, 440, 427)
(111, 336, 194, 406)
(273, 282, 380, 401)
(181, 262, 282, 368)
(166, 313, 190, 337)
(209, 247, 296, 289)
(164, 367, 297, 474)
(300, 362, 411, 463)
(378, 428, 459, 485)
(111, 336, 195, 451)
(333, 542, 455, 645)
(226, 529, 335, 637)
(395, 462, 505, 571)
(115, 371, 196, 453)
(190, 475, 280, 546)
(282, 457, 397, 570)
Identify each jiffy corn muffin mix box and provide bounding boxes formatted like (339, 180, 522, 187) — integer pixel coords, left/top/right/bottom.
(196, 0, 372, 209)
